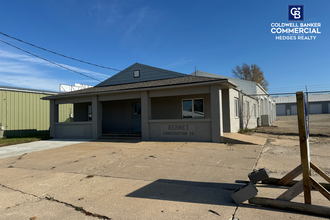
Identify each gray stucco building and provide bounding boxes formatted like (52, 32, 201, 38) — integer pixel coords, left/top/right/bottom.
(44, 63, 272, 142)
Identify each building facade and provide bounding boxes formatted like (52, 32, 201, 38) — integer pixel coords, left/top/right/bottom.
(44, 63, 274, 142)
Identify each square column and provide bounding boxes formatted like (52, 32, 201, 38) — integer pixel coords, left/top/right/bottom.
(92, 96, 101, 139)
(210, 84, 223, 142)
(50, 99, 58, 138)
(141, 91, 151, 141)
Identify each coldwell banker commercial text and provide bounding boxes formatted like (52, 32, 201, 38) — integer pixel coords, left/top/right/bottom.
(271, 23, 321, 40)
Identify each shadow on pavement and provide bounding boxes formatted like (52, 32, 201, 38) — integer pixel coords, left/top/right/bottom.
(126, 179, 245, 206)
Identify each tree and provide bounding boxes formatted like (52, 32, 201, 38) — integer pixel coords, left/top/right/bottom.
(232, 63, 269, 91)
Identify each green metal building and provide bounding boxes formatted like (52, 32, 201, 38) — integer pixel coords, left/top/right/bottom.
(0, 85, 72, 137)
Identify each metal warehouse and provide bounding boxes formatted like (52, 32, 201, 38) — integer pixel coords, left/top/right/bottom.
(44, 63, 275, 142)
(0, 85, 72, 137)
(275, 94, 330, 116)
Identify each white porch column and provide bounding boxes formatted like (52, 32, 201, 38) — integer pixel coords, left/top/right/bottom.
(50, 99, 58, 138)
(92, 95, 101, 139)
(210, 84, 223, 142)
(141, 91, 150, 141)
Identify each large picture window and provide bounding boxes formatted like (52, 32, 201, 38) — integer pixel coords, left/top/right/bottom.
(182, 99, 204, 118)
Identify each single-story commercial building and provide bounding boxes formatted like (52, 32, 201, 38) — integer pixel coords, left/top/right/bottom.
(43, 63, 272, 142)
(275, 94, 330, 116)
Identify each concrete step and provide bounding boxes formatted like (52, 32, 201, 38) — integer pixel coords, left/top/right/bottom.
(222, 132, 267, 145)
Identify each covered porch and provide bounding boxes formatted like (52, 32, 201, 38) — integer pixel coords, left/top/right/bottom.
(47, 78, 236, 143)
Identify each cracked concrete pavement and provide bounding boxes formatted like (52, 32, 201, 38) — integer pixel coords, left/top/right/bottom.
(0, 134, 329, 219)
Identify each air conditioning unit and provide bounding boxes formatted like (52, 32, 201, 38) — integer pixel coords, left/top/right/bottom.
(261, 115, 270, 126)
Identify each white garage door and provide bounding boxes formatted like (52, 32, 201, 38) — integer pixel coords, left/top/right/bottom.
(310, 103, 322, 114)
(276, 104, 286, 116)
(291, 105, 297, 115)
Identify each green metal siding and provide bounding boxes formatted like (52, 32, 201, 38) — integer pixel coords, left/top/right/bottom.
(0, 90, 73, 137)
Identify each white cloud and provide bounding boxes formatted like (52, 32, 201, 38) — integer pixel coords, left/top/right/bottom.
(0, 73, 62, 91)
(0, 48, 110, 90)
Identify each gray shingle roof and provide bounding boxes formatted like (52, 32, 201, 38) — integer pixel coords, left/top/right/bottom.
(43, 76, 231, 100)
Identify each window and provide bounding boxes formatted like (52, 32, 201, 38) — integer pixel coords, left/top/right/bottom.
(234, 98, 239, 118)
(133, 70, 140, 78)
(182, 99, 204, 118)
(88, 105, 92, 121)
(246, 101, 250, 118)
(254, 104, 256, 118)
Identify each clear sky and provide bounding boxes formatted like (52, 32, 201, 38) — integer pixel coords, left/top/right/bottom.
(0, 0, 329, 94)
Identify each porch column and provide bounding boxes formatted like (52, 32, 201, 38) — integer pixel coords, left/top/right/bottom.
(210, 84, 223, 142)
(50, 99, 58, 138)
(141, 91, 150, 141)
(92, 95, 101, 139)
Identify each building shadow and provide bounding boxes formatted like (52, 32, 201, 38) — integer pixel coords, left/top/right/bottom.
(126, 179, 245, 206)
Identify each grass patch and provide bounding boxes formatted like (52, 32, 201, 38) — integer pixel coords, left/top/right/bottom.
(238, 128, 254, 135)
(0, 134, 51, 147)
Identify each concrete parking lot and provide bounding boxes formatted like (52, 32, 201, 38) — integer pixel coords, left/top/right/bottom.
(0, 134, 329, 219)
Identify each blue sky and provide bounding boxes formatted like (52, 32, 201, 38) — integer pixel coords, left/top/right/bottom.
(0, 0, 329, 93)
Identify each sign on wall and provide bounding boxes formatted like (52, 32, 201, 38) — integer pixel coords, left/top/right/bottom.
(161, 125, 196, 137)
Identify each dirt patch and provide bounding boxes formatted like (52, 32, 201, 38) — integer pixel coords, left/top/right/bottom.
(256, 114, 330, 137)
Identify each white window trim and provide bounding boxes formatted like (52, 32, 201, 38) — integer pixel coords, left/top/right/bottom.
(182, 98, 204, 119)
(254, 103, 256, 118)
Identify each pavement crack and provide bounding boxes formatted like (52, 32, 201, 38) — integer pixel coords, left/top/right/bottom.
(231, 205, 239, 220)
(45, 196, 112, 219)
(208, 209, 221, 216)
(0, 183, 40, 199)
(251, 140, 267, 172)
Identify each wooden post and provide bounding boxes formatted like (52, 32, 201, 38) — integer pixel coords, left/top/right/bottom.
(296, 92, 311, 204)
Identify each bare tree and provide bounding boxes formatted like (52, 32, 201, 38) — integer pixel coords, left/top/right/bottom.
(232, 63, 269, 91)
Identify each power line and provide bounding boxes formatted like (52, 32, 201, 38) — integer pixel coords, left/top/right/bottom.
(0, 39, 102, 82)
(0, 31, 122, 72)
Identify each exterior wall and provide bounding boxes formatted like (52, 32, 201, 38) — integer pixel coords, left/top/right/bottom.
(97, 63, 186, 87)
(230, 89, 240, 132)
(149, 119, 211, 142)
(102, 99, 140, 134)
(0, 90, 70, 137)
(151, 94, 211, 120)
(149, 85, 210, 98)
(54, 122, 92, 139)
(242, 95, 258, 129)
(49, 84, 227, 142)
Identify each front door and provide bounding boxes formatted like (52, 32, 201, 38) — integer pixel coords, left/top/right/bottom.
(132, 102, 141, 132)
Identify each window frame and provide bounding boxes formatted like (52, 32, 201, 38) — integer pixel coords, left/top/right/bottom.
(254, 103, 256, 118)
(133, 70, 140, 78)
(246, 101, 250, 118)
(182, 98, 205, 119)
